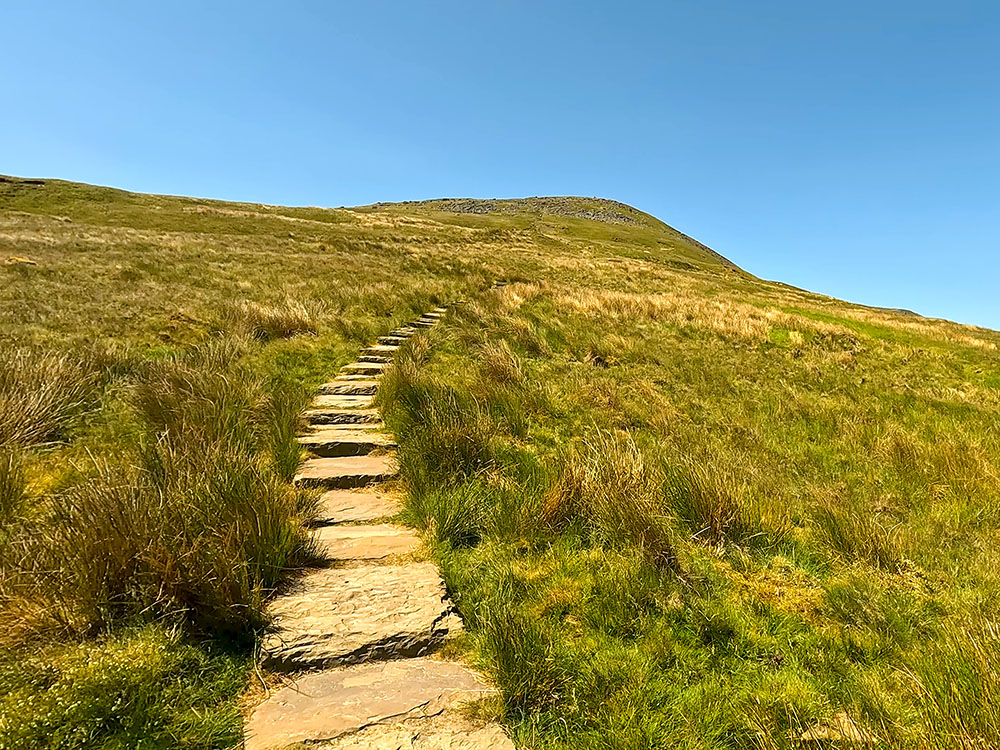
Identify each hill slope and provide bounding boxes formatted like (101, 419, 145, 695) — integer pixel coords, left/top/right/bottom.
(2, 176, 999, 749)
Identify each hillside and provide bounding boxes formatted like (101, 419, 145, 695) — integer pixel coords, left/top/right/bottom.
(2, 176, 1000, 748)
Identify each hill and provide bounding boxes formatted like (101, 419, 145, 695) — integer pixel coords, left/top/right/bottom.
(2, 176, 999, 748)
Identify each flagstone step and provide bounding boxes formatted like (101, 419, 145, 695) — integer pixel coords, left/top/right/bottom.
(313, 523, 420, 561)
(324, 373, 377, 381)
(317, 380, 379, 396)
(377, 336, 408, 345)
(298, 428, 396, 457)
(295, 455, 398, 489)
(364, 343, 399, 354)
(315, 713, 512, 749)
(312, 394, 375, 410)
(244, 658, 506, 750)
(261, 563, 461, 672)
(314, 488, 403, 525)
(341, 362, 387, 376)
(305, 408, 382, 426)
(357, 353, 390, 364)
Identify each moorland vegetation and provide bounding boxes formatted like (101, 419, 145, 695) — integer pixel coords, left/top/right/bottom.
(2, 176, 998, 748)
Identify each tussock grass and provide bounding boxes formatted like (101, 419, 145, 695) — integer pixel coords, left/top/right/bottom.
(904, 619, 1000, 747)
(0, 349, 98, 447)
(6, 178, 1000, 746)
(385, 276, 1000, 747)
(550, 432, 677, 568)
(220, 299, 319, 341)
(0, 340, 313, 640)
(0, 451, 25, 523)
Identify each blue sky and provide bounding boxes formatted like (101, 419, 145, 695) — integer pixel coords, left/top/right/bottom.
(3, 2, 999, 328)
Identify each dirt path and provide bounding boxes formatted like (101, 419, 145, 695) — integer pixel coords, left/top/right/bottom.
(243, 307, 513, 749)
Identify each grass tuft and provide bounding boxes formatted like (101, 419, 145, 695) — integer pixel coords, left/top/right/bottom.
(221, 299, 318, 341)
(0, 349, 98, 447)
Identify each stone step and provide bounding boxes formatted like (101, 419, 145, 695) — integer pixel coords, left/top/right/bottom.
(313, 523, 420, 561)
(244, 658, 508, 750)
(341, 362, 387, 376)
(295, 455, 398, 489)
(410, 320, 435, 328)
(317, 380, 379, 396)
(357, 353, 390, 364)
(261, 563, 461, 672)
(365, 343, 400, 354)
(314, 488, 403, 524)
(377, 336, 408, 346)
(311, 394, 375, 410)
(323, 373, 376, 381)
(298, 429, 396, 457)
(305, 408, 382, 426)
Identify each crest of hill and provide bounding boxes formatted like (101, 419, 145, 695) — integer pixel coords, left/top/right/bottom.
(364, 195, 742, 271)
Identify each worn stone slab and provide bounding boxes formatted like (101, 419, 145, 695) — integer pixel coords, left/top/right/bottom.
(341, 362, 387, 376)
(322, 373, 375, 381)
(295, 455, 398, 489)
(305, 408, 381, 426)
(314, 489, 403, 524)
(313, 714, 513, 749)
(312, 394, 375, 410)
(313, 523, 419, 560)
(364, 343, 399, 354)
(261, 564, 461, 672)
(298, 429, 396, 457)
(244, 658, 500, 750)
(317, 380, 379, 396)
(357, 353, 390, 364)
(377, 335, 408, 345)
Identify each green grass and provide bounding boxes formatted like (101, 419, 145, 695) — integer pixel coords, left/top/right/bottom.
(380, 280, 1000, 748)
(0, 625, 246, 750)
(4, 174, 1000, 747)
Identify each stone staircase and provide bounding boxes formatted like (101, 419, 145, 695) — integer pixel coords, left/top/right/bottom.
(243, 307, 513, 750)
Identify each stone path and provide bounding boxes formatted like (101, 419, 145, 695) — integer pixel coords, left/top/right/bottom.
(245, 307, 513, 750)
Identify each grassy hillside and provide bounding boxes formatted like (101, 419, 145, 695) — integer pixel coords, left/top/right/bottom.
(2, 175, 999, 748)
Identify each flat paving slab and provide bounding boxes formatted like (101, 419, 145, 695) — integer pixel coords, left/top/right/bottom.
(310, 713, 511, 749)
(261, 563, 461, 672)
(315, 488, 403, 524)
(317, 380, 379, 396)
(245, 658, 502, 750)
(305, 408, 381, 426)
(341, 362, 387, 375)
(312, 394, 375, 410)
(313, 523, 419, 561)
(295, 455, 398, 489)
(298, 428, 396, 457)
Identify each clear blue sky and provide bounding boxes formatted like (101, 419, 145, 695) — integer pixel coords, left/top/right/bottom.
(4, 2, 999, 328)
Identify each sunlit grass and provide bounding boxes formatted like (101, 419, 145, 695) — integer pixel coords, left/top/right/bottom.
(4, 176, 1000, 747)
